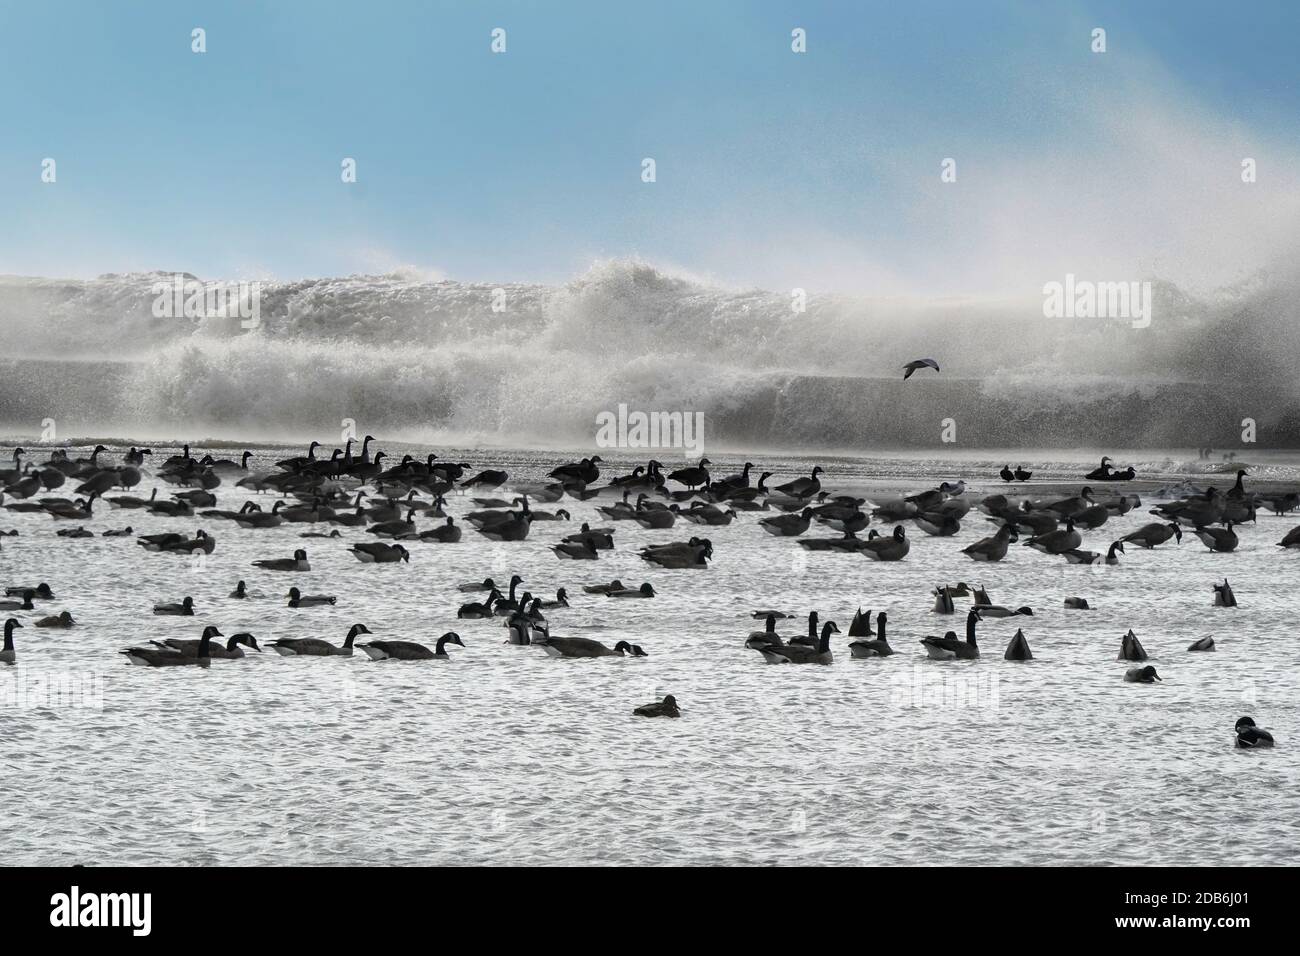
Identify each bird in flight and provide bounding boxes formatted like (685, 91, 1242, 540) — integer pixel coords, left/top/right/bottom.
(903, 358, 940, 380)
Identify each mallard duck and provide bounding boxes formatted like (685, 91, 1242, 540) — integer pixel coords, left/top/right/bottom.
(34, 610, 76, 628)
(633, 694, 680, 718)
(1124, 665, 1161, 683)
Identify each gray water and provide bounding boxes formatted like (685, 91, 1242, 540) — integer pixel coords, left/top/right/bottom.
(1, 444, 1297, 865)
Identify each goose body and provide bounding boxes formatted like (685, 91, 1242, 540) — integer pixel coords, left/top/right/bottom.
(153, 596, 195, 616)
(1213, 578, 1237, 607)
(921, 607, 981, 659)
(849, 612, 892, 658)
(534, 637, 637, 659)
(34, 610, 76, 628)
(1003, 628, 1032, 661)
(1235, 716, 1274, 748)
(0, 618, 21, 664)
(358, 632, 464, 661)
(152, 632, 260, 659)
(607, 582, 655, 598)
(757, 621, 837, 664)
(1117, 629, 1148, 661)
(860, 526, 910, 561)
(269, 623, 371, 656)
(1187, 636, 1216, 651)
(1023, 517, 1081, 555)
(1196, 524, 1238, 553)
(122, 626, 219, 667)
(961, 524, 1016, 561)
(287, 586, 337, 608)
(252, 549, 311, 571)
(349, 542, 410, 564)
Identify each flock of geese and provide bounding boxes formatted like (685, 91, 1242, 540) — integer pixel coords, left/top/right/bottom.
(0, 441, 1287, 742)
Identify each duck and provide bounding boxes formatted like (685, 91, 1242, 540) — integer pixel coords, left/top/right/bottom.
(1122, 522, 1182, 549)
(1003, 628, 1033, 661)
(932, 587, 955, 615)
(252, 549, 311, 572)
(1013, 466, 1032, 481)
(773, 467, 823, 500)
(121, 626, 220, 667)
(921, 607, 981, 659)
(269, 623, 372, 656)
(152, 595, 195, 616)
(860, 525, 910, 561)
(299, 529, 343, 539)
(847, 607, 874, 637)
(349, 542, 410, 564)
(1234, 716, 1274, 748)
(755, 621, 837, 664)
(849, 612, 893, 658)
(633, 694, 680, 718)
(640, 541, 711, 568)
(34, 610, 76, 628)
(1023, 517, 1081, 555)
(230, 580, 249, 599)
(1195, 523, 1238, 553)
(0, 618, 20, 664)
(583, 579, 625, 595)
(999, 465, 1016, 482)
(458, 577, 498, 593)
(1064, 597, 1091, 610)
(287, 586, 337, 608)
(759, 508, 813, 537)
(1187, 636, 1216, 651)
(0, 589, 36, 611)
(532, 636, 639, 659)
(1277, 525, 1300, 549)
(1124, 665, 1161, 683)
(1213, 578, 1237, 607)
(5, 582, 54, 600)
(607, 582, 655, 599)
(102, 526, 134, 537)
(977, 603, 1033, 619)
(1117, 629, 1148, 661)
(358, 632, 466, 661)
(562, 523, 615, 550)
(150, 632, 260, 659)
(961, 524, 1017, 562)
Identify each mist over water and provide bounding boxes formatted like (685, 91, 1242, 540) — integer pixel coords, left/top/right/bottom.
(2, 257, 1299, 449)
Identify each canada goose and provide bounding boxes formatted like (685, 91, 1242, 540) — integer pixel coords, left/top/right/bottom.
(122, 626, 220, 668)
(491, 576, 526, 614)
(583, 579, 625, 595)
(34, 610, 76, 628)
(287, 586, 337, 608)
(1003, 628, 1032, 661)
(252, 549, 311, 572)
(549, 456, 603, 486)
(1023, 517, 1081, 555)
(1060, 540, 1124, 565)
(368, 508, 417, 538)
(1124, 665, 1161, 683)
(563, 523, 615, 550)
(235, 501, 286, 528)
(0, 618, 20, 664)
(1070, 503, 1109, 529)
(745, 614, 783, 650)
(861, 525, 910, 561)
(961, 524, 1016, 562)
(1122, 522, 1182, 549)
(269, 623, 371, 656)
(5, 582, 53, 599)
(460, 469, 509, 489)
(680, 503, 736, 526)
(552, 539, 600, 560)
(45, 494, 98, 520)
(640, 541, 711, 568)
(1196, 524, 1238, 553)
(1234, 716, 1274, 748)
(773, 467, 823, 500)
(299, 529, 343, 539)
(1278, 525, 1300, 549)
(847, 607, 874, 636)
(358, 632, 465, 661)
(1213, 578, 1237, 607)
(759, 508, 813, 537)
(413, 516, 461, 543)
(921, 607, 981, 660)
(151, 632, 260, 659)
(107, 487, 158, 509)
(757, 621, 838, 664)
(153, 595, 195, 616)
(711, 462, 755, 498)
(102, 526, 134, 537)
(458, 591, 501, 619)
(475, 510, 532, 541)
(849, 611, 893, 658)
(532, 636, 637, 659)
(633, 694, 680, 718)
(537, 588, 570, 609)
(607, 582, 655, 598)
(1117, 629, 1148, 661)
(0, 589, 36, 611)
(1187, 636, 1216, 651)
(902, 358, 940, 379)
(912, 511, 960, 536)
(666, 458, 711, 491)
(1064, 597, 1091, 610)
(349, 542, 410, 564)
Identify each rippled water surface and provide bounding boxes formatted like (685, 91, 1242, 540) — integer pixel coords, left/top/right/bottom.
(2, 444, 1298, 865)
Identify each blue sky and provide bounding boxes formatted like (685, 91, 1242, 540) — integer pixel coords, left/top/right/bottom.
(2, 0, 1298, 292)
